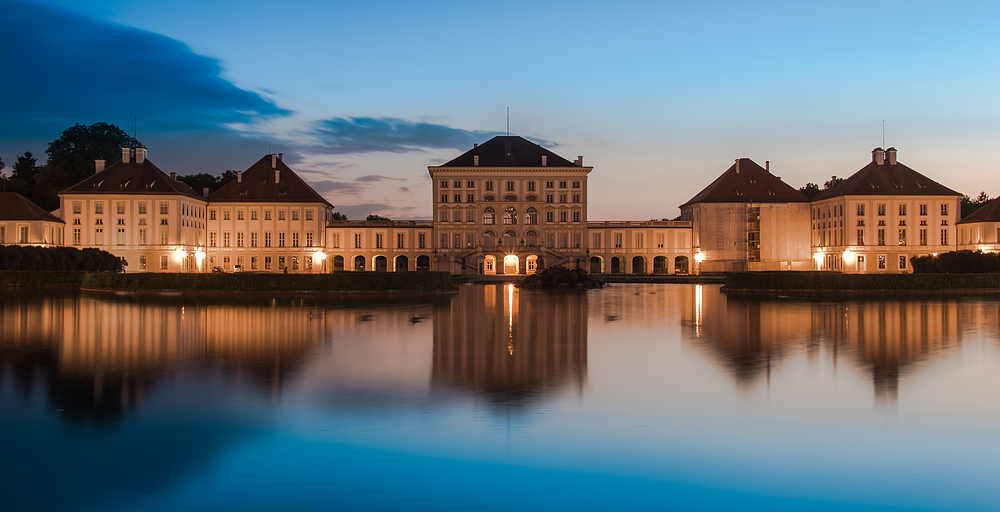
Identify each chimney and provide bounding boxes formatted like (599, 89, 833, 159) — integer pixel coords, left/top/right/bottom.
(272, 154, 277, 168)
(278, 152, 283, 162)
(873, 147, 885, 165)
(135, 145, 147, 164)
(95, 159, 105, 173)
(541, 155, 547, 166)
(474, 155, 479, 166)
(275, 169, 280, 184)
(735, 158, 740, 173)
(203, 187, 209, 199)
(169, 172, 178, 181)
(237, 171, 242, 183)
(121, 146, 131, 163)
(887, 147, 897, 165)
(577, 156, 584, 166)
(765, 161, 769, 172)
(474, 143, 478, 148)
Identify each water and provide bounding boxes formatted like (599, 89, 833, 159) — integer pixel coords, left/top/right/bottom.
(1, 284, 999, 511)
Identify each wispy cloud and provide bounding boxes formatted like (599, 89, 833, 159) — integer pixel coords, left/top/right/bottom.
(0, 0, 289, 139)
(355, 174, 402, 183)
(308, 117, 505, 154)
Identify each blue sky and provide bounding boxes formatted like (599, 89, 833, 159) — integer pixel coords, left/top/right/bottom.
(2, 0, 998, 219)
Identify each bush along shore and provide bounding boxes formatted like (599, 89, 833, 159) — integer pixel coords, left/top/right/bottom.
(81, 271, 457, 294)
(0, 270, 89, 288)
(518, 266, 605, 290)
(724, 271, 1000, 296)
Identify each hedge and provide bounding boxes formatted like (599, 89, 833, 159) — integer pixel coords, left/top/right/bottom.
(81, 271, 456, 292)
(725, 271, 1000, 291)
(0, 245, 123, 272)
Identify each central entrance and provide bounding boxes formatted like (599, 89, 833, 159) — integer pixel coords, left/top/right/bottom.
(503, 254, 519, 275)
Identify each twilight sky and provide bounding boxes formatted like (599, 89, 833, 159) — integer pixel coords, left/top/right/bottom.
(2, 0, 998, 220)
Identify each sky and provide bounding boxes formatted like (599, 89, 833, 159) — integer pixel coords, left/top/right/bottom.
(1, 0, 998, 220)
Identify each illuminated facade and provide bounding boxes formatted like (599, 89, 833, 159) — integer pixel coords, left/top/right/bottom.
(956, 197, 1000, 252)
(0, 192, 65, 246)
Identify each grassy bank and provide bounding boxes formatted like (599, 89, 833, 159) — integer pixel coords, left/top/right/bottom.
(82, 272, 457, 293)
(0, 271, 88, 288)
(725, 271, 1000, 294)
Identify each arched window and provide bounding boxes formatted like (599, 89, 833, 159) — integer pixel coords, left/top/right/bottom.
(503, 207, 517, 225)
(525, 230, 538, 247)
(504, 194, 518, 202)
(483, 207, 495, 225)
(483, 230, 496, 248)
(525, 207, 537, 225)
(502, 230, 518, 246)
(483, 194, 495, 202)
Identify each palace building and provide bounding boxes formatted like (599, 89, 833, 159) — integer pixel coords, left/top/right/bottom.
(5, 136, 964, 275)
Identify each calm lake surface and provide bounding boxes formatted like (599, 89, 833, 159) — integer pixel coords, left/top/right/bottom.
(2, 284, 999, 511)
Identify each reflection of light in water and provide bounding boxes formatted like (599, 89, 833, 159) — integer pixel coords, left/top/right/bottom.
(695, 284, 703, 338)
(507, 283, 514, 355)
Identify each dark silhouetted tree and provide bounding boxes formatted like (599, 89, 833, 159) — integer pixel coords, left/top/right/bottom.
(179, 173, 221, 196)
(220, 170, 238, 185)
(823, 176, 844, 189)
(331, 212, 348, 221)
(961, 191, 991, 219)
(798, 182, 820, 199)
(366, 214, 391, 221)
(46, 123, 140, 185)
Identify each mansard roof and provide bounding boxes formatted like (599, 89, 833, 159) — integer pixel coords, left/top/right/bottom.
(0, 192, 64, 223)
(813, 151, 960, 201)
(435, 136, 581, 168)
(958, 197, 1000, 224)
(209, 154, 333, 207)
(680, 158, 808, 207)
(60, 156, 203, 199)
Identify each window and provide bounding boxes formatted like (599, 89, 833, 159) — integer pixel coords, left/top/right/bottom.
(572, 211, 580, 222)
(234, 210, 243, 221)
(483, 207, 495, 225)
(526, 208, 537, 225)
(920, 204, 927, 216)
(18, 226, 28, 243)
(251, 210, 258, 220)
(560, 211, 567, 222)
(899, 204, 907, 216)
(418, 233, 426, 249)
(160, 256, 168, 270)
(160, 202, 168, 215)
(454, 194, 461, 203)
(278, 210, 286, 221)
(223, 210, 231, 221)
(485, 181, 494, 191)
(332, 233, 340, 248)
(559, 194, 567, 203)
(546, 194, 554, 203)
(209, 209, 216, 220)
(451, 180, 460, 188)
(857, 229, 865, 245)
(251, 257, 258, 270)
(440, 180, 448, 188)
(467, 181, 474, 188)
(376, 233, 383, 249)
(546, 211, 554, 222)
(657, 233, 665, 248)
(94, 228, 104, 245)
(160, 218, 168, 226)
(440, 233, 448, 248)
(139, 256, 146, 270)
(593, 233, 602, 249)
(279, 232, 285, 247)
(440, 210, 449, 222)
(857, 203, 865, 216)
(95, 202, 104, 214)
(116, 202, 125, 215)
(251, 232, 258, 247)
(292, 210, 299, 221)
(397, 233, 405, 249)
(237, 232, 244, 247)
(506, 181, 514, 192)
(941, 228, 948, 245)
(209, 232, 217, 247)
(265, 257, 272, 270)
(305, 210, 313, 221)
(878, 254, 886, 270)
(920, 229, 927, 246)
(306, 232, 313, 247)
(636, 233, 644, 249)
(941, 204, 949, 216)
(265, 232, 272, 247)
(278, 256, 285, 270)
(223, 232, 231, 247)
(898, 229, 906, 246)
(139, 228, 146, 246)
(527, 182, 535, 191)
(614, 233, 623, 248)
(573, 194, 580, 203)
(265, 210, 272, 220)
(355, 233, 362, 248)
(878, 229, 885, 246)
(72, 228, 81, 245)
(877, 204, 886, 216)
(291, 256, 299, 271)
(546, 181, 554, 188)
(441, 194, 448, 203)
(899, 255, 907, 270)
(559, 181, 567, 188)
(73, 202, 81, 214)
(292, 232, 299, 247)
(503, 207, 516, 225)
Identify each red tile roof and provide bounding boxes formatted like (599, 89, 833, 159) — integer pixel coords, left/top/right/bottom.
(958, 197, 1000, 224)
(0, 192, 64, 222)
(435, 136, 580, 168)
(812, 156, 960, 201)
(209, 155, 333, 207)
(681, 158, 808, 207)
(60, 157, 203, 199)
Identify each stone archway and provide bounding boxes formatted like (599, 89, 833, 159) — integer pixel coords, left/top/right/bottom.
(395, 255, 409, 272)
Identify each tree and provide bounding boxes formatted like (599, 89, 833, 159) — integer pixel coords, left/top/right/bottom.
(11, 152, 38, 190)
(961, 191, 991, 219)
(823, 176, 844, 190)
(179, 173, 222, 196)
(220, 170, 239, 185)
(331, 212, 348, 221)
(798, 182, 820, 199)
(45, 123, 140, 186)
(366, 214, 391, 221)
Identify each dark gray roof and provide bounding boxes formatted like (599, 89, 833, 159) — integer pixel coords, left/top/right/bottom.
(681, 158, 809, 207)
(813, 156, 960, 201)
(0, 193, 64, 222)
(209, 155, 333, 207)
(61, 157, 203, 199)
(436, 136, 579, 168)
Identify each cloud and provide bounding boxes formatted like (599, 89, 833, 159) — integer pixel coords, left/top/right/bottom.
(399, 187, 410, 193)
(333, 202, 422, 220)
(355, 175, 402, 183)
(308, 117, 510, 154)
(0, 0, 289, 139)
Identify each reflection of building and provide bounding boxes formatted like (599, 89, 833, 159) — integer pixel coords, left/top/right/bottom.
(0, 192, 65, 246)
(684, 287, 966, 400)
(432, 284, 588, 405)
(810, 148, 961, 273)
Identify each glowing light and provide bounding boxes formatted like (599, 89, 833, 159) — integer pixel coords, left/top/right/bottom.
(694, 252, 704, 263)
(695, 284, 703, 334)
(843, 249, 853, 262)
(503, 254, 518, 268)
(173, 249, 186, 261)
(194, 250, 206, 262)
(314, 251, 327, 261)
(933, 252, 938, 257)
